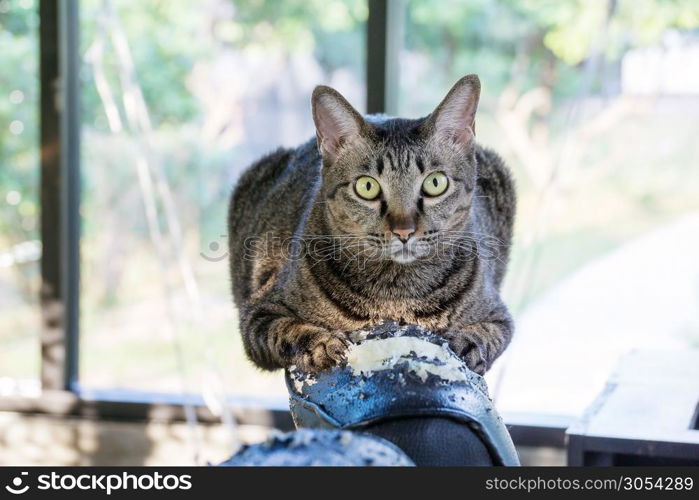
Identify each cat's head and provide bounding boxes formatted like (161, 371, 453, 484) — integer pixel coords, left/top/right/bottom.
(311, 75, 480, 265)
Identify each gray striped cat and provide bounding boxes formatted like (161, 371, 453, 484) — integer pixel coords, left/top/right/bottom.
(228, 75, 516, 375)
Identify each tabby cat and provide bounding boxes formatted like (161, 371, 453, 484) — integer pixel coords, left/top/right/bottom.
(228, 75, 516, 375)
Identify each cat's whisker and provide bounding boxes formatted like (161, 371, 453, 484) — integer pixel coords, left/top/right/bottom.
(435, 233, 508, 247)
(306, 240, 377, 269)
(437, 241, 507, 265)
(341, 244, 383, 273)
(310, 245, 367, 261)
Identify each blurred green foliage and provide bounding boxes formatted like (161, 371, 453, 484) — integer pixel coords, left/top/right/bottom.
(405, 0, 699, 101)
(1, 0, 39, 249)
(79, 0, 366, 130)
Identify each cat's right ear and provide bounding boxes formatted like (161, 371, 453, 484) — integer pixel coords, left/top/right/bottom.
(312, 86, 368, 163)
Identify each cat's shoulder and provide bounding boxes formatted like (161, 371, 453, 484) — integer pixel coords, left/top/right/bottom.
(234, 147, 293, 191)
(474, 143, 515, 193)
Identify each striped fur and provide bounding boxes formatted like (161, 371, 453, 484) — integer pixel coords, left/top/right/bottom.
(228, 76, 516, 374)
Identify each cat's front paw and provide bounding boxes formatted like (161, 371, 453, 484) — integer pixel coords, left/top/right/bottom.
(292, 329, 349, 373)
(460, 341, 487, 375)
(437, 330, 487, 375)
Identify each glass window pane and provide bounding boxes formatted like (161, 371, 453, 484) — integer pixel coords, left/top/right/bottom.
(400, 0, 699, 417)
(0, 0, 41, 392)
(78, 0, 366, 399)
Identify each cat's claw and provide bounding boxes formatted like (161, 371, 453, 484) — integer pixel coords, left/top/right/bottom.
(294, 331, 349, 373)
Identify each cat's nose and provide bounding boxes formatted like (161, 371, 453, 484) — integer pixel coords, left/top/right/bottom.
(388, 213, 417, 243)
(392, 227, 415, 243)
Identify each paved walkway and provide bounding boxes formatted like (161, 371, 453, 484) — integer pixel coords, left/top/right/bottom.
(488, 212, 699, 417)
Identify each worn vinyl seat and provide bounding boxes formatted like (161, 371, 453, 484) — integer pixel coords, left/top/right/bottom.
(286, 322, 520, 466)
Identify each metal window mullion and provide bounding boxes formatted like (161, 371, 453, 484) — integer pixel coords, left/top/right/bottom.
(59, 0, 80, 392)
(39, 0, 80, 392)
(366, 0, 404, 115)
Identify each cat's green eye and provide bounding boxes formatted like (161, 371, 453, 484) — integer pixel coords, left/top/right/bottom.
(422, 172, 449, 197)
(355, 176, 381, 200)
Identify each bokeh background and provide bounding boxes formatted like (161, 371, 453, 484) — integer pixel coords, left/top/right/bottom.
(1, 0, 698, 464)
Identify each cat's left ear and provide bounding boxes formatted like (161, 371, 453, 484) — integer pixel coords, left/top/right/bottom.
(312, 86, 369, 163)
(423, 74, 480, 149)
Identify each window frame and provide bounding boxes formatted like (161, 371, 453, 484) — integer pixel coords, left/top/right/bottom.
(38, 0, 80, 393)
(0, 0, 569, 451)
